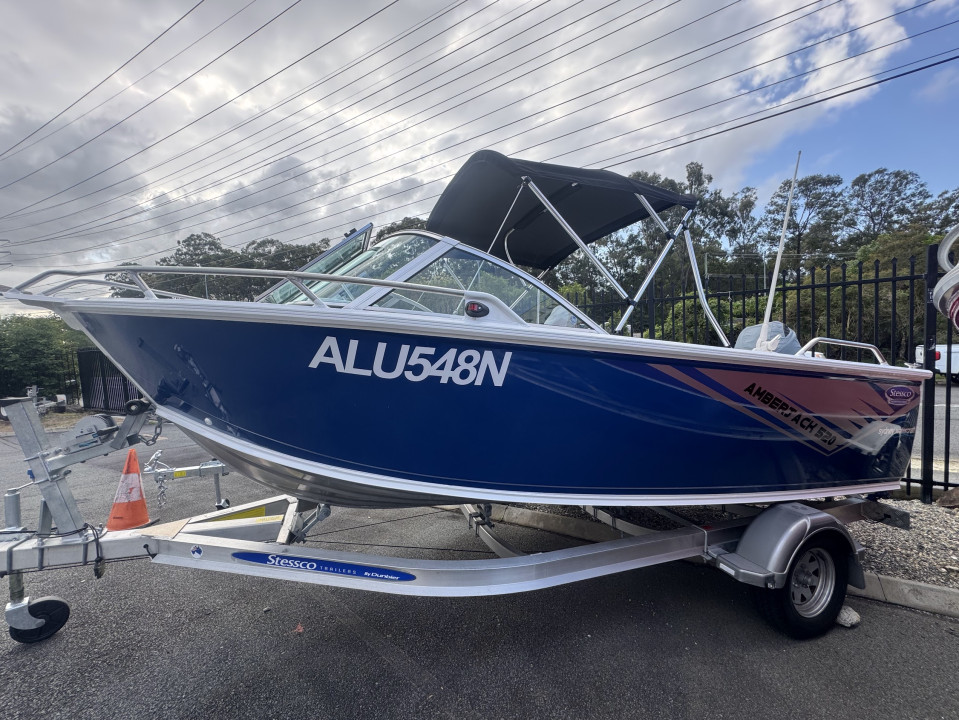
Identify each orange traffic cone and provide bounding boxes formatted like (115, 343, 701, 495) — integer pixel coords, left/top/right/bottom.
(106, 448, 150, 530)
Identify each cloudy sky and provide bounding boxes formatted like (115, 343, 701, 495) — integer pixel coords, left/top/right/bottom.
(1, 0, 957, 306)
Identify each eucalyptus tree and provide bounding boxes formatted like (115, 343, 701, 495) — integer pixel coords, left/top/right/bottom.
(845, 168, 932, 248)
(761, 174, 848, 283)
(724, 187, 764, 279)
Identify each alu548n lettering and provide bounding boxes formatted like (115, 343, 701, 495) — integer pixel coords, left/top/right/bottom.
(308, 336, 512, 387)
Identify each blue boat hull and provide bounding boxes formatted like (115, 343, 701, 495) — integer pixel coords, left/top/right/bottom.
(73, 306, 922, 507)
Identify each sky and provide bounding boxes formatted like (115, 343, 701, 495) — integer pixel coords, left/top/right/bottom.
(1, 0, 958, 311)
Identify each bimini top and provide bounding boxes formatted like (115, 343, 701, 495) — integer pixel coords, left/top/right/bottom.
(426, 149, 698, 270)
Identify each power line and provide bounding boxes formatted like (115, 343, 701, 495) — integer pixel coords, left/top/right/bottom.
(0, 3, 900, 268)
(0, 0, 521, 219)
(0, 0, 209, 160)
(2, 0, 707, 241)
(0, 0, 310, 194)
(24, 0, 885, 253)
(600, 53, 959, 169)
(170, 49, 959, 267)
(0, 0, 511, 231)
(0, 0, 558, 230)
(5, 1, 953, 274)
(0, 0, 260, 164)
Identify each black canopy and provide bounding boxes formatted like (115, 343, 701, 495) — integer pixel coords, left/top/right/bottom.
(426, 150, 698, 270)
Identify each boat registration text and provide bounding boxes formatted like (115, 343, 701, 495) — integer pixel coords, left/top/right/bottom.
(308, 336, 513, 387)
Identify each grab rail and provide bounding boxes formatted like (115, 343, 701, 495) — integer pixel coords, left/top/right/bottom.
(11, 265, 466, 301)
(5, 265, 535, 325)
(795, 337, 888, 365)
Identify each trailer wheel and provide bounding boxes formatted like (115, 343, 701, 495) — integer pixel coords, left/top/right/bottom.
(8, 596, 71, 644)
(754, 535, 849, 639)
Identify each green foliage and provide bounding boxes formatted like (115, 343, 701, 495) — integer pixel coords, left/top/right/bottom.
(108, 233, 331, 301)
(650, 294, 772, 346)
(0, 315, 90, 397)
(760, 173, 848, 283)
(550, 159, 955, 306)
(846, 169, 932, 247)
(374, 216, 427, 242)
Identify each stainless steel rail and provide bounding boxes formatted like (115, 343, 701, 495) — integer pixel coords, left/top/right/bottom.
(795, 337, 889, 365)
(11, 265, 467, 300)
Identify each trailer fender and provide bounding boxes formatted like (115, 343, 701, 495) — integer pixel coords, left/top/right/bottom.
(711, 502, 865, 590)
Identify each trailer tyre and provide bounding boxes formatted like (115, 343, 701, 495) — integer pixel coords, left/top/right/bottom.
(8, 596, 70, 644)
(754, 535, 848, 639)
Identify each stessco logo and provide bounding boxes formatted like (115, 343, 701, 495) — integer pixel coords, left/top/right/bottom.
(232, 552, 416, 582)
(885, 386, 916, 407)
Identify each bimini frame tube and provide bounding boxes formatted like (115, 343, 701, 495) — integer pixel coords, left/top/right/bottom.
(682, 224, 730, 347)
(523, 178, 631, 302)
(619, 195, 730, 346)
(614, 205, 692, 334)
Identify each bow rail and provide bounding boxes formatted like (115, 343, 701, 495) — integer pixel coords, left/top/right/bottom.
(10, 265, 467, 306)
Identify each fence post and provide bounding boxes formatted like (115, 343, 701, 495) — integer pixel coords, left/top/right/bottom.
(920, 244, 939, 503)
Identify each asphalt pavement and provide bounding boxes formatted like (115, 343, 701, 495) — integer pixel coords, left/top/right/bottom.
(1, 422, 958, 720)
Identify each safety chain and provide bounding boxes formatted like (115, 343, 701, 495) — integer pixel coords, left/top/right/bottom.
(137, 414, 163, 447)
(145, 449, 171, 507)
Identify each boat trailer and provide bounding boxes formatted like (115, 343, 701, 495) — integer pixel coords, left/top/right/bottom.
(1, 399, 909, 642)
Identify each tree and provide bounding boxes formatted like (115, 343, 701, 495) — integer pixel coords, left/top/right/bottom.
(725, 188, 765, 277)
(845, 168, 931, 249)
(761, 174, 848, 283)
(375, 216, 427, 242)
(682, 162, 733, 280)
(929, 186, 959, 236)
(551, 163, 737, 305)
(0, 315, 90, 397)
(856, 224, 947, 351)
(109, 233, 330, 301)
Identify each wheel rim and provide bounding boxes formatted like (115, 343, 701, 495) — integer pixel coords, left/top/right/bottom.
(789, 547, 836, 618)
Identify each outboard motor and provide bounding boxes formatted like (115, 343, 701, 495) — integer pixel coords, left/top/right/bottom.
(735, 321, 802, 355)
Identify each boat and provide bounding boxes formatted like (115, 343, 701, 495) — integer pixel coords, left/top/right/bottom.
(933, 225, 959, 331)
(3, 150, 929, 508)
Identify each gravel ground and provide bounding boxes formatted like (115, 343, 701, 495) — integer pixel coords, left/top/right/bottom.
(849, 498, 959, 589)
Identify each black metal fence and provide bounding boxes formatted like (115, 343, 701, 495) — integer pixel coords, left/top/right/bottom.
(566, 244, 954, 500)
(76, 347, 141, 414)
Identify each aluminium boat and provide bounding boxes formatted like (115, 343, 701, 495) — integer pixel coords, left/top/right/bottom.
(4, 150, 929, 508)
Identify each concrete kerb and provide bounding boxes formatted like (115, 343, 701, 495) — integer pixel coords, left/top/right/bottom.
(443, 504, 959, 620)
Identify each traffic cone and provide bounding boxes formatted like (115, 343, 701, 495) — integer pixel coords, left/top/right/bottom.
(106, 448, 150, 530)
